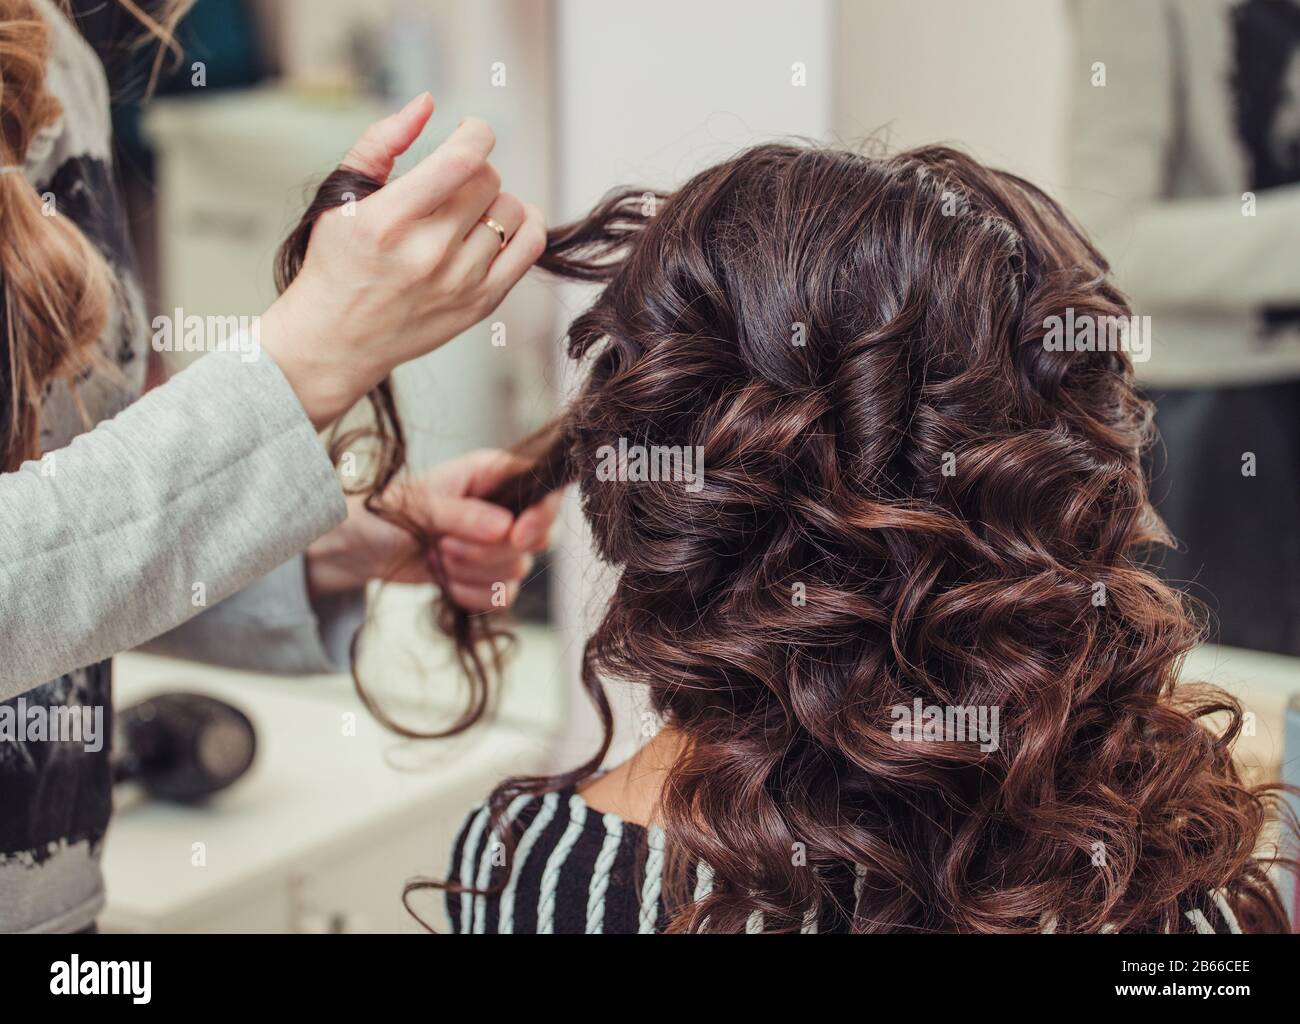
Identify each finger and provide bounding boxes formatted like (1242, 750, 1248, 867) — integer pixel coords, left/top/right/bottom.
(482, 202, 547, 302)
(428, 495, 514, 544)
(442, 550, 534, 586)
(414, 164, 502, 252)
(449, 581, 518, 612)
(371, 117, 497, 223)
(422, 448, 533, 499)
(341, 93, 434, 182)
(440, 536, 504, 563)
(440, 534, 534, 568)
(509, 493, 561, 552)
(454, 191, 527, 281)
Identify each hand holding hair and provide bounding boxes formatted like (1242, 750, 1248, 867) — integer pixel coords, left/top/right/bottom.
(260, 94, 547, 430)
(305, 448, 560, 609)
(272, 132, 670, 746)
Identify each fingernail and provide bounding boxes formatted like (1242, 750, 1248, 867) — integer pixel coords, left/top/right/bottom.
(403, 92, 431, 115)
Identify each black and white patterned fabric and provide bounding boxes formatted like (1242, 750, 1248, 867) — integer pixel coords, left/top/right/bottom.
(447, 790, 1246, 935)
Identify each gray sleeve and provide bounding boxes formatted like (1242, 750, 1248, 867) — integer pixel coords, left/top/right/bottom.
(1065, 0, 1300, 311)
(0, 349, 347, 698)
(140, 555, 366, 675)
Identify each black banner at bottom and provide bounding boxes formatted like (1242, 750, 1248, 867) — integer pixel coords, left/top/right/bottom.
(0, 933, 1292, 1010)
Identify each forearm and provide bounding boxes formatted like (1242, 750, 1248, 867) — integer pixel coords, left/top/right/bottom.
(1078, 184, 1300, 312)
(0, 350, 346, 697)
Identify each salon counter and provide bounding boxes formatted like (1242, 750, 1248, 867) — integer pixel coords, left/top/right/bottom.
(105, 588, 564, 934)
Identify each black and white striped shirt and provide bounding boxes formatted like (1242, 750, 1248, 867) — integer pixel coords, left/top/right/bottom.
(445, 789, 1246, 934)
(447, 790, 669, 934)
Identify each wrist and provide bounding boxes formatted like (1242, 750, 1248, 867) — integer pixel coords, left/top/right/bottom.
(260, 286, 386, 430)
(305, 520, 367, 596)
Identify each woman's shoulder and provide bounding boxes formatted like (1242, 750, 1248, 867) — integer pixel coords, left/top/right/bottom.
(1091, 888, 1246, 934)
(576, 727, 685, 826)
(445, 788, 664, 935)
(447, 787, 664, 890)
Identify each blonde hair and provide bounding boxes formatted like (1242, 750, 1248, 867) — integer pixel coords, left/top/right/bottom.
(0, 0, 190, 471)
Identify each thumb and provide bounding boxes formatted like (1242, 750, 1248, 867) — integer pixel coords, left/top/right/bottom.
(342, 92, 435, 182)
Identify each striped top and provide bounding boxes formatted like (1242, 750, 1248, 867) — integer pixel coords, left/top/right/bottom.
(445, 789, 1246, 935)
(446, 790, 673, 935)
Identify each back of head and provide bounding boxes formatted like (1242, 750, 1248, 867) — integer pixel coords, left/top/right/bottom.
(560, 143, 1156, 600)
(528, 143, 1287, 933)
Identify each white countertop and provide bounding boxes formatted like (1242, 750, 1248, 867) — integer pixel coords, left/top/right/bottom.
(105, 610, 565, 932)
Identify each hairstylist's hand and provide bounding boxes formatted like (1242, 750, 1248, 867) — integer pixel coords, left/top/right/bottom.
(305, 449, 561, 610)
(260, 94, 547, 429)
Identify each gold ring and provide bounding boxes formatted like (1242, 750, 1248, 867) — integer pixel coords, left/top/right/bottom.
(480, 216, 508, 250)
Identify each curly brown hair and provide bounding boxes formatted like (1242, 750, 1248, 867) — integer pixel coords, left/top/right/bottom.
(280, 142, 1296, 933)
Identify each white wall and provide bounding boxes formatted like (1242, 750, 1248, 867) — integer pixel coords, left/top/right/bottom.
(551, 0, 836, 766)
(834, 0, 1070, 191)
(556, 0, 835, 216)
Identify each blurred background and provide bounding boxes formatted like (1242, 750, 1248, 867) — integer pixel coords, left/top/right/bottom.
(104, 0, 1300, 931)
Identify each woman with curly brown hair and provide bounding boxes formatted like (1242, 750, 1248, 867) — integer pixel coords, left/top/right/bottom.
(282, 140, 1296, 934)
